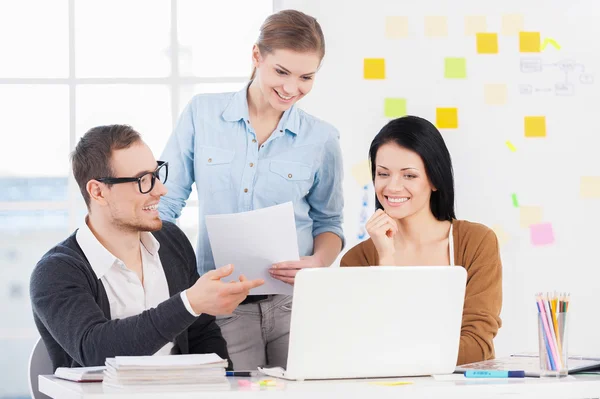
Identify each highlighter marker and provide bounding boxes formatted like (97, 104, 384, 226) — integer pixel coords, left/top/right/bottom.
(464, 370, 526, 378)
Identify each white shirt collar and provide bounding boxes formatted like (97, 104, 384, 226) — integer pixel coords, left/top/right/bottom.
(75, 217, 161, 279)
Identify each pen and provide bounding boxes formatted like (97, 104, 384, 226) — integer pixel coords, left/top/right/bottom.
(226, 371, 258, 377)
(464, 370, 525, 378)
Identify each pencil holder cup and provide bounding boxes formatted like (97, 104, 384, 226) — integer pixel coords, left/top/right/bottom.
(538, 312, 568, 378)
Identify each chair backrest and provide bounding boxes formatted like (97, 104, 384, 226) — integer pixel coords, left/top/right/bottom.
(28, 337, 53, 399)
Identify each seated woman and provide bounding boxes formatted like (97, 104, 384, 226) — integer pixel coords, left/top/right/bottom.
(341, 116, 502, 365)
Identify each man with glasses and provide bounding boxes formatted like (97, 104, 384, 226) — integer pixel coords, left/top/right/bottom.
(30, 124, 263, 370)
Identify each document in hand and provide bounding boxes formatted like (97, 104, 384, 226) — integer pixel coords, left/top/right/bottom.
(54, 366, 106, 382)
(206, 201, 299, 295)
(103, 353, 228, 389)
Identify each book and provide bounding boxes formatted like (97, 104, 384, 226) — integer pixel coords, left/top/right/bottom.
(54, 366, 106, 382)
(456, 354, 600, 377)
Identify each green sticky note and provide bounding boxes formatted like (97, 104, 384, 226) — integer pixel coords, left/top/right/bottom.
(444, 58, 467, 78)
(384, 98, 407, 118)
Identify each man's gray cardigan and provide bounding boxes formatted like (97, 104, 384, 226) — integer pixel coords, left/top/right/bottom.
(29, 221, 230, 370)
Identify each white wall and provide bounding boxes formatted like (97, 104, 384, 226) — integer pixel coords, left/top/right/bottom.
(275, 0, 600, 358)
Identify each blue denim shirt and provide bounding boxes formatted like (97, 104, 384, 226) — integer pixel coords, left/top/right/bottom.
(159, 86, 345, 275)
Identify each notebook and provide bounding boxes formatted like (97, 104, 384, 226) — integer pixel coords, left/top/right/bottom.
(54, 366, 106, 382)
(456, 354, 600, 377)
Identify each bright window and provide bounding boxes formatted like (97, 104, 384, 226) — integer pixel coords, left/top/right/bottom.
(0, 1, 271, 397)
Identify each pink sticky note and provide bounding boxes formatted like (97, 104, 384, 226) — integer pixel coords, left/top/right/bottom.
(237, 380, 252, 387)
(530, 223, 555, 246)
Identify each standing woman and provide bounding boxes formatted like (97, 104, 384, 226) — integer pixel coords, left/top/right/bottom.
(341, 116, 502, 366)
(159, 10, 344, 369)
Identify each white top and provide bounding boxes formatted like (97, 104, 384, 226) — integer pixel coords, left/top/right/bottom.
(76, 219, 198, 356)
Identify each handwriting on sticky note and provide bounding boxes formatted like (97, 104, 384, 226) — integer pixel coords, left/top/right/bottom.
(364, 58, 385, 79)
(425, 16, 448, 37)
(520, 31, 541, 53)
(524, 116, 546, 137)
(384, 98, 407, 118)
(385, 16, 409, 39)
(352, 160, 372, 186)
(436, 108, 458, 129)
(464, 16, 486, 36)
(502, 14, 524, 36)
(444, 58, 467, 79)
(476, 33, 498, 54)
(485, 84, 507, 105)
(580, 176, 600, 198)
(530, 223, 555, 246)
(520, 206, 543, 228)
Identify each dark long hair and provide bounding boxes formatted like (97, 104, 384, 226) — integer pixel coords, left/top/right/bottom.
(368, 116, 456, 221)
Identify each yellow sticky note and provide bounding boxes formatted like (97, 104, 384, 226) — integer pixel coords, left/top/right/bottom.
(364, 58, 385, 79)
(436, 108, 458, 129)
(581, 176, 600, 198)
(384, 98, 407, 118)
(491, 225, 510, 247)
(476, 33, 498, 54)
(520, 206, 543, 228)
(425, 16, 448, 38)
(385, 16, 409, 39)
(520, 31, 541, 53)
(502, 14, 524, 36)
(524, 116, 546, 138)
(465, 16, 487, 36)
(351, 159, 372, 186)
(484, 84, 507, 105)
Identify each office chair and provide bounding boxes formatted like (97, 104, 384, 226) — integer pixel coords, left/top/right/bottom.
(28, 337, 53, 399)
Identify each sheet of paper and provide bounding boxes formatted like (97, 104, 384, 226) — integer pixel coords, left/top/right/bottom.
(206, 202, 298, 295)
(114, 353, 226, 367)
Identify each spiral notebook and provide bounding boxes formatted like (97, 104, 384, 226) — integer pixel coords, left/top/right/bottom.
(456, 354, 600, 377)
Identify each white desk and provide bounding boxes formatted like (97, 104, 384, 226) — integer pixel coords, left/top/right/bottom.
(40, 374, 600, 399)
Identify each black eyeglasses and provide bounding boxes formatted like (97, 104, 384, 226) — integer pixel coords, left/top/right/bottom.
(96, 161, 168, 194)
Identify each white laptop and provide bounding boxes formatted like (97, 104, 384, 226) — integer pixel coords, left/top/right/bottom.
(259, 266, 467, 380)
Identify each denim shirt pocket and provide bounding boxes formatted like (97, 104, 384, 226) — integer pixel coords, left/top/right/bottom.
(267, 160, 313, 203)
(198, 145, 235, 194)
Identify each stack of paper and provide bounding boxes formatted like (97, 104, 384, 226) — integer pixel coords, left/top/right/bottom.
(102, 353, 229, 389)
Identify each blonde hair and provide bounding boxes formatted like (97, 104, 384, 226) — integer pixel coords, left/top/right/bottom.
(250, 9, 325, 80)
